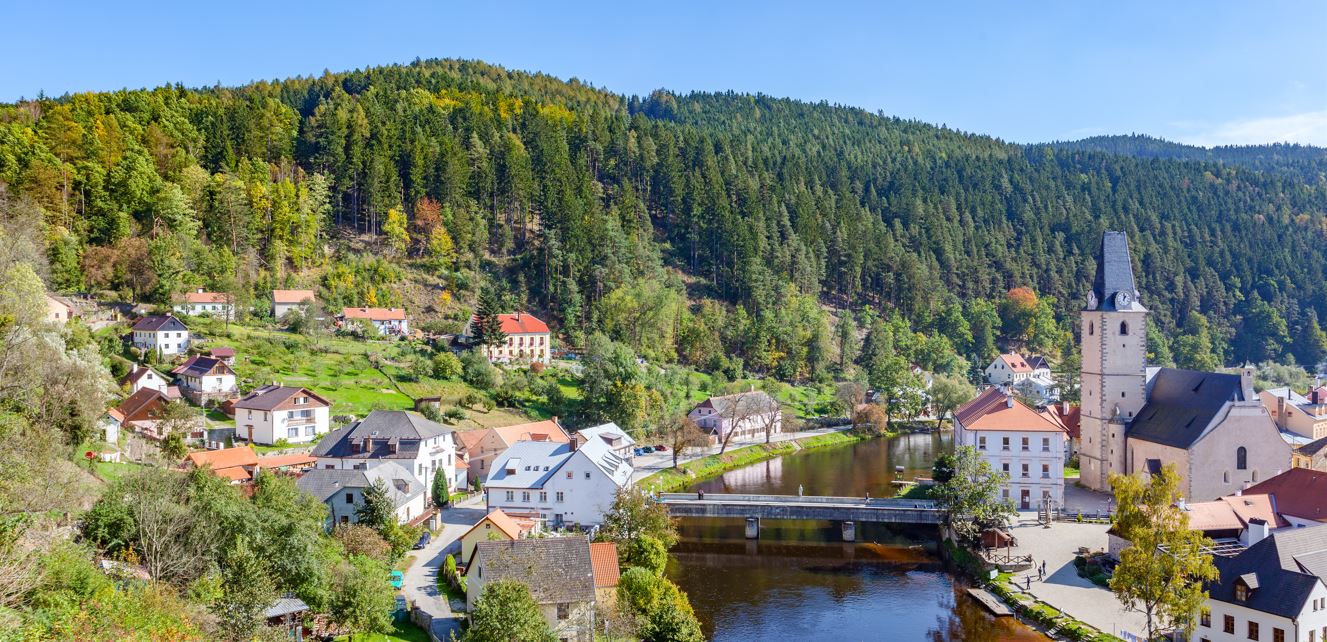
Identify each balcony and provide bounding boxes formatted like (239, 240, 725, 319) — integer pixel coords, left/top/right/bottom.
(285, 417, 317, 427)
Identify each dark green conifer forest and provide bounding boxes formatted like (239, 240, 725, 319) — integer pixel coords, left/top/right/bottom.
(3, 58, 1326, 379)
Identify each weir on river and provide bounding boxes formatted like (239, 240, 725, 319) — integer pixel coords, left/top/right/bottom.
(658, 492, 943, 540)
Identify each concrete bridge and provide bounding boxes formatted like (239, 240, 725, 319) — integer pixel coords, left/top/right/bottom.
(658, 493, 943, 541)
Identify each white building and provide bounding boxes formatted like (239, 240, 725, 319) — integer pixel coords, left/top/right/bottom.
(119, 364, 168, 395)
(233, 385, 332, 445)
(173, 289, 233, 320)
(272, 289, 316, 320)
(688, 391, 781, 444)
(296, 462, 428, 527)
(171, 355, 238, 403)
(954, 387, 1069, 510)
(574, 423, 637, 460)
(1197, 524, 1327, 642)
(46, 294, 77, 324)
(485, 437, 632, 528)
(130, 315, 190, 357)
(985, 353, 1036, 386)
(464, 312, 552, 364)
(340, 307, 409, 336)
(311, 410, 461, 505)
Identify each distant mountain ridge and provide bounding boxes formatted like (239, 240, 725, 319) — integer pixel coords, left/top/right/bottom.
(1045, 133, 1327, 178)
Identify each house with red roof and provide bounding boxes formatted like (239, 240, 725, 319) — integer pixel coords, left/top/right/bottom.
(954, 387, 1069, 510)
(458, 419, 571, 486)
(173, 288, 233, 320)
(465, 312, 552, 364)
(340, 307, 408, 336)
(272, 289, 316, 319)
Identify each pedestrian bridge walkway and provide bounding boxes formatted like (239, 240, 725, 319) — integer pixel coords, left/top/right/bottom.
(657, 493, 943, 539)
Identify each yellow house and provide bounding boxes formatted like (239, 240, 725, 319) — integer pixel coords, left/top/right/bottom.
(459, 509, 534, 565)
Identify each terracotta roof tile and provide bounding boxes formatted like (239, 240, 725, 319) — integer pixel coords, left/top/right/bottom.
(589, 542, 620, 588)
(186, 446, 259, 471)
(997, 353, 1032, 373)
(273, 289, 316, 304)
(490, 419, 570, 446)
(1244, 468, 1327, 523)
(342, 307, 406, 321)
(181, 291, 228, 304)
(955, 387, 1066, 433)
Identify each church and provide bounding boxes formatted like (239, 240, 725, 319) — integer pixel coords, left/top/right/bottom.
(1077, 232, 1291, 502)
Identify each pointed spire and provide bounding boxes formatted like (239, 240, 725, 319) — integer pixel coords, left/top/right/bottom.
(1088, 231, 1145, 311)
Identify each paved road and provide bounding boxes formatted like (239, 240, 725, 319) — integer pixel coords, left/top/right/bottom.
(630, 424, 853, 482)
(400, 497, 486, 640)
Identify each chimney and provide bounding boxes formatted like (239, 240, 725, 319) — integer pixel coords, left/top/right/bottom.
(1062, 400, 1070, 414)
(569, 436, 579, 452)
(1244, 518, 1270, 547)
(1006, 396, 1015, 409)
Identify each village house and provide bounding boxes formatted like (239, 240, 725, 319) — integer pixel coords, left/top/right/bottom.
(574, 423, 637, 460)
(1197, 524, 1327, 642)
(45, 294, 76, 324)
(173, 289, 233, 320)
(272, 289, 316, 319)
(170, 355, 238, 404)
(1261, 386, 1327, 441)
(340, 307, 409, 336)
(458, 508, 539, 566)
(466, 537, 598, 642)
(1078, 232, 1292, 501)
(131, 315, 190, 357)
(589, 541, 621, 607)
(311, 410, 461, 505)
(111, 387, 203, 441)
(183, 446, 316, 484)
(456, 419, 571, 486)
(233, 385, 332, 445)
(297, 462, 428, 527)
(119, 364, 168, 395)
(954, 387, 1069, 510)
(484, 437, 632, 528)
(985, 353, 1034, 386)
(688, 390, 782, 445)
(463, 312, 553, 364)
(208, 346, 236, 366)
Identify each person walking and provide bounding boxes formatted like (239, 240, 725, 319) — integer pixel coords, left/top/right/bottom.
(798, 484, 804, 497)
(1040, 560, 1047, 579)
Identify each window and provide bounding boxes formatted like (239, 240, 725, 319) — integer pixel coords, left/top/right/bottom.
(1120, 321, 1129, 335)
(1248, 621, 1258, 640)
(1223, 615, 1234, 634)
(1042, 437, 1050, 451)
(1021, 437, 1029, 451)
(1199, 612, 1210, 627)
(1041, 464, 1050, 479)
(1002, 463, 1010, 474)
(979, 436, 987, 450)
(1089, 322, 1094, 336)
(557, 603, 569, 620)
(340, 515, 349, 525)
(556, 491, 565, 503)
(1237, 447, 1248, 470)
(566, 471, 573, 479)
(585, 472, 591, 479)
(1021, 463, 1029, 478)
(287, 426, 298, 438)
(1273, 628, 1284, 642)
(305, 425, 315, 436)
(505, 491, 514, 502)
(345, 493, 354, 504)
(539, 492, 547, 503)
(1252, 470, 1259, 483)
(1235, 584, 1248, 601)
(1224, 471, 1230, 484)
(521, 491, 531, 502)
(1002, 437, 1010, 451)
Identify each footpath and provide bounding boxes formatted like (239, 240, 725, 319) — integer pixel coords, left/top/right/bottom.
(401, 495, 486, 641)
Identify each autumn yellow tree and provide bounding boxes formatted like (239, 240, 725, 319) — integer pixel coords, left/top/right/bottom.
(383, 207, 409, 256)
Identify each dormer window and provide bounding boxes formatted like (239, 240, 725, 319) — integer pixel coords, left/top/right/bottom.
(1234, 584, 1247, 601)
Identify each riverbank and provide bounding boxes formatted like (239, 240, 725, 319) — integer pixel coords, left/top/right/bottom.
(638, 428, 888, 493)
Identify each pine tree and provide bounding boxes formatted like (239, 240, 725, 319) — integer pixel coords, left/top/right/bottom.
(356, 478, 395, 535)
(431, 470, 450, 509)
(472, 287, 507, 348)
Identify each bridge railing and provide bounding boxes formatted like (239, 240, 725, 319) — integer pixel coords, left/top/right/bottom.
(657, 492, 938, 509)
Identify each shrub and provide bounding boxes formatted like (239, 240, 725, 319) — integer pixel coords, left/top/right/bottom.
(443, 407, 467, 423)
(529, 361, 545, 374)
(431, 351, 463, 380)
(460, 349, 498, 390)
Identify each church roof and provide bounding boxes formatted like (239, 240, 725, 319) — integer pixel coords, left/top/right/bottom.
(1127, 368, 1245, 449)
(1089, 231, 1145, 312)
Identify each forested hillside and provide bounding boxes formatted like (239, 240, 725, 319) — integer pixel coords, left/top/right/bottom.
(1048, 134, 1327, 179)
(3, 58, 1327, 379)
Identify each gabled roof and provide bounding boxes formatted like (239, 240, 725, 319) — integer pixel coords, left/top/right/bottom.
(117, 387, 169, 421)
(461, 509, 527, 542)
(455, 429, 487, 451)
(273, 289, 316, 304)
(1088, 231, 1145, 312)
(120, 364, 161, 387)
(1027, 355, 1051, 371)
(311, 410, 450, 460)
(1043, 403, 1082, 439)
(341, 307, 406, 321)
(175, 356, 234, 379)
(694, 391, 780, 416)
(179, 291, 228, 304)
(209, 347, 236, 358)
(485, 441, 570, 488)
(186, 446, 259, 471)
(1207, 524, 1327, 618)
(495, 313, 550, 334)
(296, 462, 422, 509)
(1128, 368, 1245, 449)
(471, 538, 596, 604)
(576, 422, 636, 450)
(589, 542, 620, 588)
(490, 419, 571, 447)
(131, 315, 188, 332)
(257, 453, 317, 469)
(1299, 435, 1327, 458)
(1245, 468, 1327, 523)
(954, 387, 1066, 433)
(234, 385, 330, 411)
(994, 353, 1032, 373)
(1183, 494, 1286, 532)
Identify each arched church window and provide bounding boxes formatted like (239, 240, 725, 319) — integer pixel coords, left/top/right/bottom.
(1089, 322, 1095, 336)
(1119, 321, 1129, 335)
(1236, 447, 1247, 470)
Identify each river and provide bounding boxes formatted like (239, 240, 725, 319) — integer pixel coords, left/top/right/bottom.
(665, 432, 1048, 642)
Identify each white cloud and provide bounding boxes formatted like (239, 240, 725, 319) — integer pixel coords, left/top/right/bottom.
(1174, 110, 1327, 147)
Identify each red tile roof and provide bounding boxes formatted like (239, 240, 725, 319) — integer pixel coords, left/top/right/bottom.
(589, 542, 620, 588)
(273, 289, 316, 304)
(181, 291, 228, 304)
(1043, 403, 1082, 439)
(997, 353, 1032, 373)
(186, 446, 259, 471)
(342, 307, 406, 321)
(1243, 468, 1327, 523)
(490, 419, 569, 446)
(954, 387, 1066, 433)
(209, 347, 236, 358)
(257, 453, 316, 469)
(461, 509, 527, 542)
(496, 313, 549, 335)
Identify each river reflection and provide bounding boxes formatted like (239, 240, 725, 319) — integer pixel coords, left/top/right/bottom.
(669, 432, 1049, 641)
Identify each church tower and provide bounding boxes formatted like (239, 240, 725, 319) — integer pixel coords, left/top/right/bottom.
(1079, 231, 1149, 492)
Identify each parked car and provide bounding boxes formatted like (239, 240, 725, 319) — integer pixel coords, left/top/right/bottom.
(389, 570, 403, 589)
(641, 446, 655, 454)
(633, 448, 644, 456)
(413, 531, 431, 550)
(654, 444, 668, 451)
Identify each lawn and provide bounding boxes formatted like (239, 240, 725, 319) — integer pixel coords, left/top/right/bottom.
(93, 460, 145, 483)
(333, 621, 431, 642)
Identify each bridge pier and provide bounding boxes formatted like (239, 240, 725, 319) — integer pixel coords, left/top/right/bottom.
(841, 520, 856, 542)
(745, 517, 760, 539)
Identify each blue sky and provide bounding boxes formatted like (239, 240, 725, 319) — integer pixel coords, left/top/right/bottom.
(4, 1, 1324, 146)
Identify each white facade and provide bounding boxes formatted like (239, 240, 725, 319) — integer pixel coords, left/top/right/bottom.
(484, 332, 551, 364)
(125, 367, 168, 395)
(322, 479, 429, 527)
(238, 404, 331, 445)
(173, 301, 233, 319)
(985, 355, 1033, 386)
(316, 433, 462, 505)
(485, 441, 632, 528)
(133, 328, 190, 356)
(180, 370, 236, 396)
(1196, 582, 1327, 642)
(957, 426, 1067, 509)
